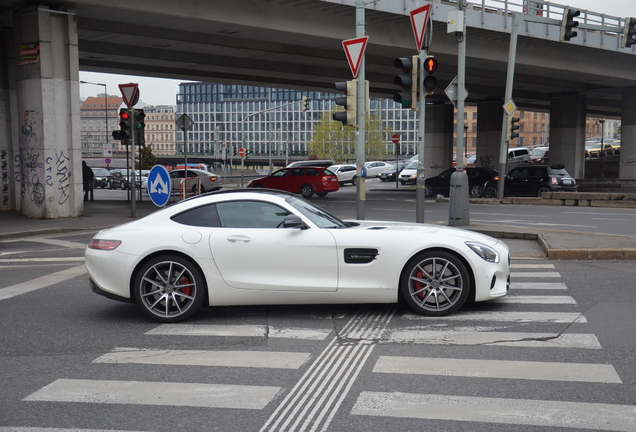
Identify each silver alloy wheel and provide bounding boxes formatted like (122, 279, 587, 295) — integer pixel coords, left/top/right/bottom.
(401, 251, 469, 316)
(424, 184, 433, 197)
(470, 184, 483, 198)
(134, 256, 204, 322)
(301, 184, 314, 198)
(483, 185, 498, 199)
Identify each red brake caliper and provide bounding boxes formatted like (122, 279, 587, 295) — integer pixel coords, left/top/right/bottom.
(414, 269, 425, 299)
(180, 277, 192, 296)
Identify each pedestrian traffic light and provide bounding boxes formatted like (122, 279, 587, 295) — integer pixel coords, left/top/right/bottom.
(393, 56, 418, 110)
(560, 8, 580, 41)
(134, 109, 145, 146)
(422, 55, 439, 96)
(333, 80, 357, 127)
(507, 115, 520, 141)
(622, 17, 636, 48)
(301, 96, 308, 112)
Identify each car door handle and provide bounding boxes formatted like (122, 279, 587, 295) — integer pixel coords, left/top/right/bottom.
(227, 235, 251, 243)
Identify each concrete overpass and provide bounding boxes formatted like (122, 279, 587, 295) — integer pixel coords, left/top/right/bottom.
(0, 0, 635, 218)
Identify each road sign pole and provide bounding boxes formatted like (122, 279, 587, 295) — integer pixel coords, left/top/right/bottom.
(416, 48, 426, 223)
(355, 0, 366, 220)
(130, 107, 136, 218)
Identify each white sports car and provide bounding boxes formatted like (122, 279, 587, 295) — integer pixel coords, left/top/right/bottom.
(86, 190, 510, 323)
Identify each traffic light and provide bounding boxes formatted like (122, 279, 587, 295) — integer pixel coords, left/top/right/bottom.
(422, 56, 439, 96)
(301, 96, 308, 112)
(333, 80, 357, 127)
(244, 149, 250, 159)
(233, 146, 237, 156)
(393, 55, 418, 110)
(134, 109, 145, 146)
(622, 17, 636, 48)
(112, 109, 132, 145)
(506, 115, 520, 141)
(560, 8, 580, 41)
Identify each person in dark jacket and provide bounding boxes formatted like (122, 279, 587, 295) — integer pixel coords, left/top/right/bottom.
(82, 161, 94, 202)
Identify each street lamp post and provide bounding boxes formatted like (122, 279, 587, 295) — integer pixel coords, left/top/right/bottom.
(599, 119, 605, 178)
(80, 81, 108, 156)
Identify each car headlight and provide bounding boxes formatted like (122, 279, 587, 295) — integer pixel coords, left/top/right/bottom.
(466, 241, 500, 263)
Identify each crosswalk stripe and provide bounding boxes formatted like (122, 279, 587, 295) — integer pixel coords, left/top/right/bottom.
(23, 379, 280, 409)
(351, 392, 636, 431)
(511, 271, 561, 278)
(0, 428, 150, 432)
(0, 257, 85, 263)
(94, 348, 311, 369)
(496, 295, 576, 304)
(382, 331, 601, 348)
(372, 356, 622, 383)
(510, 263, 555, 269)
(402, 311, 586, 323)
(0, 265, 86, 301)
(146, 324, 332, 340)
(510, 282, 567, 289)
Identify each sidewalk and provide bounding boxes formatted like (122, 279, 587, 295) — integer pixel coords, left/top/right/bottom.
(1, 196, 635, 260)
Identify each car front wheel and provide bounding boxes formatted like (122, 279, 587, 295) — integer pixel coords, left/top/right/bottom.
(133, 255, 205, 323)
(351, 175, 357, 186)
(483, 185, 498, 199)
(300, 184, 314, 198)
(470, 184, 483, 198)
(400, 250, 470, 316)
(424, 184, 433, 197)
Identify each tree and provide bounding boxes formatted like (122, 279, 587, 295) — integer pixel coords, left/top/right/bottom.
(307, 108, 393, 163)
(136, 144, 156, 170)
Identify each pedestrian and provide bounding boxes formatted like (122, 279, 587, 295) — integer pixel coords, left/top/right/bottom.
(82, 161, 94, 202)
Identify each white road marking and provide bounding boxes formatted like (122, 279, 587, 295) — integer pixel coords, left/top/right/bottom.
(94, 348, 310, 369)
(402, 311, 586, 323)
(0, 257, 84, 263)
(372, 356, 622, 383)
(24, 379, 280, 409)
(510, 263, 555, 269)
(496, 295, 576, 304)
(0, 264, 86, 301)
(351, 392, 636, 431)
(0, 428, 150, 432)
(383, 331, 601, 348)
(146, 324, 332, 340)
(510, 282, 567, 289)
(511, 271, 561, 278)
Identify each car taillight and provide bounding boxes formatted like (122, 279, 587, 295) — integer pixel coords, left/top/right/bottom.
(209, 176, 217, 182)
(493, 176, 500, 181)
(88, 239, 122, 250)
(551, 177, 558, 185)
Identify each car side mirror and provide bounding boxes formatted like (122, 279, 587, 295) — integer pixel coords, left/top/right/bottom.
(283, 214, 307, 229)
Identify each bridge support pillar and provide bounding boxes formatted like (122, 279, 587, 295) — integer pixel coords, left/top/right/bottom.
(549, 94, 587, 179)
(620, 89, 636, 179)
(0, 29, 17, 212)
(3, 5, 82, 218)
(424, 103, 454, 177)
(476, 100, 503, 170)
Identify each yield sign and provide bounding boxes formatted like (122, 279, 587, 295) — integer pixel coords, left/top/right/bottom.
(119, 83, 139, 107)
(342, 36, 368, 78)
(410, 3, 432, 52)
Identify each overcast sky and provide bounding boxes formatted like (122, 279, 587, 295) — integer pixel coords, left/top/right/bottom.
(79, 0, 635, 106)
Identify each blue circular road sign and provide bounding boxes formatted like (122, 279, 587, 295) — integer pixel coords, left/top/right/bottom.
(147, 165, 171, 207)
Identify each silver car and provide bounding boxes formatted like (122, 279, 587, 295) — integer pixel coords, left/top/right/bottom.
(169, 168, 223, 194)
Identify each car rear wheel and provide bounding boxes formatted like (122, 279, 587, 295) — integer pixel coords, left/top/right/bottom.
(300, 184, 314, 198)
(537, 185, 551, 197)
(400, 250, 470, 316)
(470, 184, 483, 198)
(483, 185, 498, 199)
(351, 175, 357, 186)
(133, 255, 205, 323)
(424, 184, 433, 197)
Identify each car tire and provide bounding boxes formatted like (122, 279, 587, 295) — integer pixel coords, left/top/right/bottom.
(351, 175, 357, 186)
(400, 250, 470, 316)
(316, 192, 328, 197)
(424, 184, 433, 197)
(133, 254, 205, 323)
(300, 184, 314, 198)
(537, 185, 551, 197)
(470, 184, 483, 198)
(483, 185, 498, 199)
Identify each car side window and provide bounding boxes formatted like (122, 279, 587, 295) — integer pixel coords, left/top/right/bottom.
(290, 169, 304, 177)
(307, 168, 321, 176)
(272, 169, 288, 178)
(531, 167, 548, 177)
(171, 203, 221, 227)
(216, 200, 291, 228)
(509, 168, 529, 180)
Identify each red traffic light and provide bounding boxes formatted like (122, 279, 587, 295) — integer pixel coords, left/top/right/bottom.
(423, 56, 438, 74)
(120, 111, 130, 119)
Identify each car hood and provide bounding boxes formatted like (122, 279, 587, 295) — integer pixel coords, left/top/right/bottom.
(344, 220, 500, 246)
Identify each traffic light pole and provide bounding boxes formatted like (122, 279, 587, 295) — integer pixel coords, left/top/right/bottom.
(130, 107, 136, 218)
(355, 0, 366, 220)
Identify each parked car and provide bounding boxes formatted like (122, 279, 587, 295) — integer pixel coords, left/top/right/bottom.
(483, 164, 577, 198)
(529, 147, 550, 164)
(398, 160, 420, 185)
(585, 142, 615, 158)
(364, 161, 391, 178)
(424, 167, 499, 198)
(329, 164, 358, 185)
(169, 168, 223, 194)
(85, 189, 510, 323)
(378, 162, 407, 182)
(508, 147, 531, 163)
(247, 166, 339, 198)
(91, 168, 112, 189)
(287, 159, 333, 168)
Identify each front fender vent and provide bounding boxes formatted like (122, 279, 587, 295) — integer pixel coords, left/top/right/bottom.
(344, 248, 378, 264)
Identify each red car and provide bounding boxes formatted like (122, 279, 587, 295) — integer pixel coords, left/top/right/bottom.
(247, 166, 339, 198)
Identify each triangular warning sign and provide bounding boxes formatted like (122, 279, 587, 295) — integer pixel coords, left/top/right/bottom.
(342, 36, 369, 78)
(119, 83, 139, 107)
(410, 4, 431, 52)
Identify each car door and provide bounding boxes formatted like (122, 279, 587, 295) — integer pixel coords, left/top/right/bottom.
(263, 168, 292, 192)
(505, 167, 533, 196)
(208, 200, 338, 292)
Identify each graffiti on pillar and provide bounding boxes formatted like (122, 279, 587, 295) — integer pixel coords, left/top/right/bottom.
(18, 110, 45, 207)
(479, 154, 495, 169)
(1, 149, 9, 206)
(50, 151, 71, 204)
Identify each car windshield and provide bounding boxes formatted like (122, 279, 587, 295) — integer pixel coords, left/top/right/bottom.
(404, 161, 419, 170)
(92, 169, 110, 176)
(287, 196, 348, 228)
(531, 148, 547, 155)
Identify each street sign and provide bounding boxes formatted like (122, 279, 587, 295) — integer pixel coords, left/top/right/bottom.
(503, 99, 517, 116)
(342, 36, 369, 78)
(104, 157, 112, 165)
(118, 83, 139, 108)
(176, 113, 194, 131)
(147, 165, 171, 207)
(238, 147, 246, 157)
(410, 3, 432, 52)
(444, 76, 469, 107)
(391, 134, 400, 144)
(102, 144, 112, 158)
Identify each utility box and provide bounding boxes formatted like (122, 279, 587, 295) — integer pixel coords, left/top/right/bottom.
(447, 11, 464, 33)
